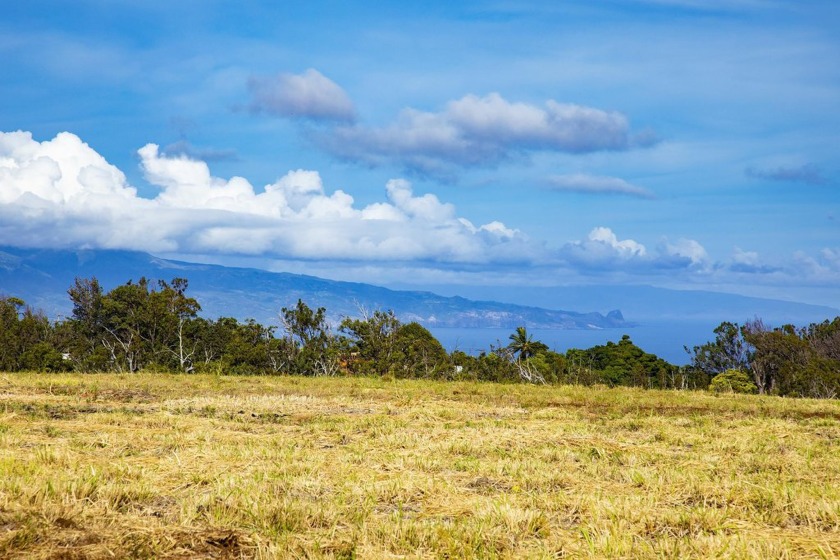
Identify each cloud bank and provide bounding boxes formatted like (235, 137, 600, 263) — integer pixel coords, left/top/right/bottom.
(2, 131, 836, 290)
(558, 227, 712, 273)
(243, 71, 658, 180)
(0, 131, 529, 264)
(310, 92, 654, 178)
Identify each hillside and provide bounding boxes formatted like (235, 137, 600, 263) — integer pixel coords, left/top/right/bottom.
(0, 246, 627, 329)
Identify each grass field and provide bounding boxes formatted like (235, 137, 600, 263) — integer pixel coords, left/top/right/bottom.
(1, 373, 839, 559)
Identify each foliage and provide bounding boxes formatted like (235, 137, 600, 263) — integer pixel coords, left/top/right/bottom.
(3, 277, 839, 399)
(709, 368, 759, 394)
(63, 277, 201, 372)
(340, 309, 401, 376)
(566, 335, 678, 388)
(689, 319, 840, 398)
(280, 300, 342, 376)
(684, 321, 748, 381)
(0, 296, 68, 372)
(391, 322, 449, 378)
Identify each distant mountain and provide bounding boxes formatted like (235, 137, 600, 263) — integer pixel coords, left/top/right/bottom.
(0, 247, 628, 330)
(395, 283, 840, 327)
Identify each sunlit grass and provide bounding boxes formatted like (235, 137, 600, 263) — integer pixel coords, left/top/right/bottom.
(1, 372, 839, 558)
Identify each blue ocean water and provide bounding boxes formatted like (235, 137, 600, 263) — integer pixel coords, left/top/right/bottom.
(428, 320, 720, 365)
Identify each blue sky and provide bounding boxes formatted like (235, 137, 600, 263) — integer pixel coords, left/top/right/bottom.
(1, 0, 839, 307)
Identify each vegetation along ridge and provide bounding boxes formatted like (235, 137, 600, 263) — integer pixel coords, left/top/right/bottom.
(2, 276, 839, 398)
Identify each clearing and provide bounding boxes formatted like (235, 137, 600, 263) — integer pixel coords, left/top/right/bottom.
(1, 373, 839, 558)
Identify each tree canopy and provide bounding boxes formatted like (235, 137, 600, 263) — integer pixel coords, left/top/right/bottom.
(1, 277, 838, 399)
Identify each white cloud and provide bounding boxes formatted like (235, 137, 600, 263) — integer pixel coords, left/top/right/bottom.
(588, 227, 647, 256)
(727, 247, 781, 274)
(559, 228, 717, 275)
(559, 227, 647, 269)
(0, 130, 534, 265)
(3, 131, 836, 293)
(660, 238, 710, 268)
(546, 173, 654, 198)
(247, 69, 356, 122)
(162, 140, 237, 162)
(731, 247, 760, 267)
(316, 93, 651, 177)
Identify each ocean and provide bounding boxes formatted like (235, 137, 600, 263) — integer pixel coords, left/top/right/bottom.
(428, 320, 721, 365)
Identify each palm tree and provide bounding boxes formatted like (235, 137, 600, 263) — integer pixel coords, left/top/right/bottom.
(507, 326, 547, 384)
(508, 326, 536, 362)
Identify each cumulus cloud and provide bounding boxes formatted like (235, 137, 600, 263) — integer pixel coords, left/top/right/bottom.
(745, 163, 827, 185)
(558, 227, 716, 276)
(6, 130, 832, 290)
(0, 130, 535, 265)
(726, 247, 781, 274)
(659, 237, 710, 269)
(315, 93, 652, 177)
(546, 173, 654, 198)
(247, 69, 355, 122)
(559, 227, 647, 269)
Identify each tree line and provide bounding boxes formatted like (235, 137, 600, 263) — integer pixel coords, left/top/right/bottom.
(1, 277, 838, 398)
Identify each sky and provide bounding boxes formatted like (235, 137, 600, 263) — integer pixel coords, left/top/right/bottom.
(1, 0, 839, 308)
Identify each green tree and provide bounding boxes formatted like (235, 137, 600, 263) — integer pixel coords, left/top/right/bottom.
(709, 368, 758, 394)
(340, 309, 401, 376)
(280, 300, 340, 376)
(685, 321, 749, 380)
(742, 319, 808, 395)
(391, 322, 448, 378)
(506, 327, 549, 383)
(66, 277, 108, 370)
(152, 278, 201, 372)
(566, 335, 676, 388)
(0, 297, 27, 370)
(507, 326, 547, 361)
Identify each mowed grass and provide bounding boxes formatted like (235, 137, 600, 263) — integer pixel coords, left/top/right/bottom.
(1, 373, 839, 559)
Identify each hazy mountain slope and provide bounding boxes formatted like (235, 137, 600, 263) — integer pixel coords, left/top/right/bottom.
(3, 247, 835, 332)
(0, 247, 627, 329)
(399, 283, 839, 327)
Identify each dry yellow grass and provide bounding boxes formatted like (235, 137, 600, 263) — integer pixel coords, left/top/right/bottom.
(1, 373, 839, 559)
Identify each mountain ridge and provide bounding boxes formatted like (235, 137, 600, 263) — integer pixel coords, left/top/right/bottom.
(2, 246, 836, 333)
(0, 246, 628, 330)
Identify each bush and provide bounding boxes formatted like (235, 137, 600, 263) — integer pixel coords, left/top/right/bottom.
(709, 369, 758, 394)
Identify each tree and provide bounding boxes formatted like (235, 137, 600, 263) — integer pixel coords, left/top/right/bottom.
(709, 369, 758, 394)
(153, 278, 201, 372)
(506, 327, 549, 383)
(685, 321, 749, 379)
(280, 299, 340, 376)
(742, 319, 808, 395)
(99, 279, 150, 372)
(66, 277, 107, 370)
(507, 326, 547, 361)
(391, 322, 448, 378)
(340, 308, 401, 376)
(804, 318, 840, 362)
(0, 296, 66, 372)
(0, 297, 27, 370)
(565, 335, 676, 388)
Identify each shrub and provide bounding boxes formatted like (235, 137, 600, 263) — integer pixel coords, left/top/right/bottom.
(709, 368, 758, 394)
